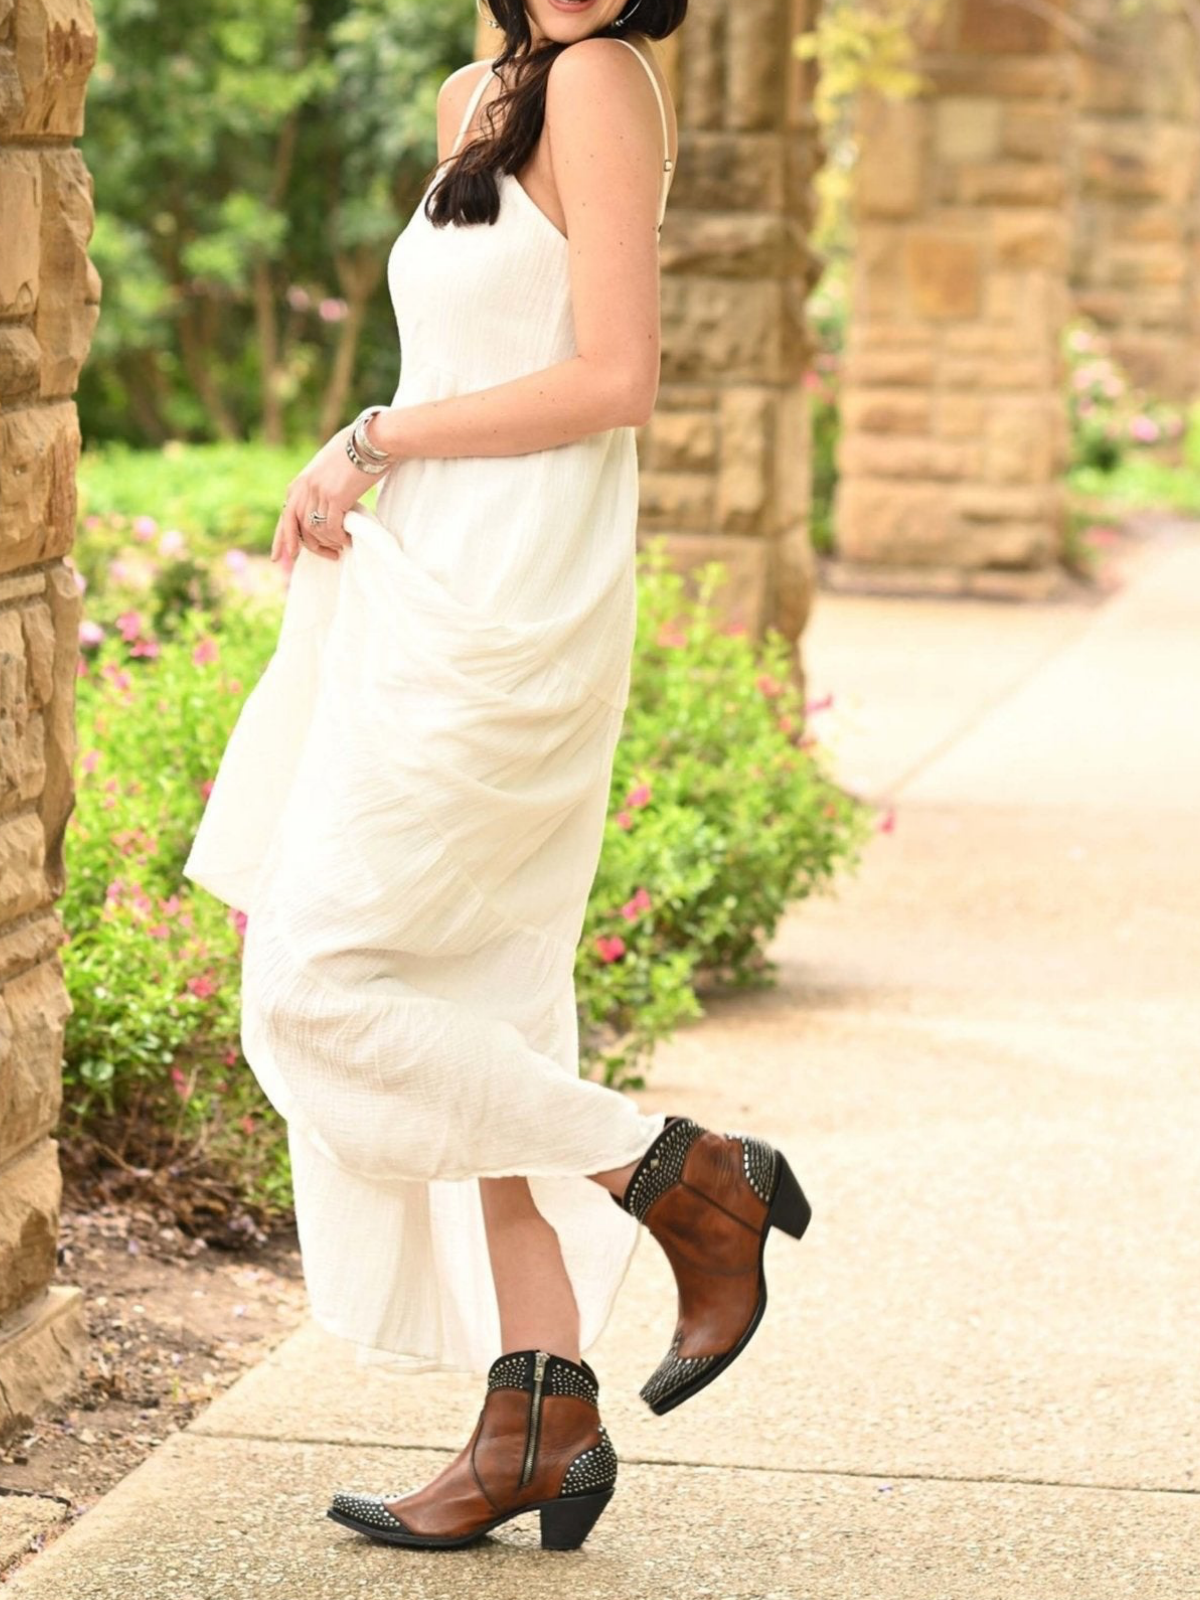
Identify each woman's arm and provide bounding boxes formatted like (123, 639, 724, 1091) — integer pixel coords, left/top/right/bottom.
(370, 37, 666, 458)
(272, 38, 666, 563)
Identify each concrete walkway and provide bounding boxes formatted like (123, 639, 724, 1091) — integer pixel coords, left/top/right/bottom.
(8, 526, 1199, 1598)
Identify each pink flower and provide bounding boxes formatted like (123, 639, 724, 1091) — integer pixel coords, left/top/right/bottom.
(199, 778, 214, 800)
(226, 677, 243, 695)
(804, 693, 834, 715)
(185, 972, 217, 999)
(160, 894, 181, 916)
(620, 886, 652, 921)
(147, 923, 171, 939)
(229, 908, 248, 937)
(224, 548, 249, 572)
(84, 514, 103, 530)
(286, 285, 311, 311)
(756, 673, 783, 698)
(655, 622, 686, 648)
(133, 515, 158, 539)
(595, 934, 627, 963)
(101, 662, 132, 691)
(170, 1066, 192, 1099)
(878, 805, 897, 834)
(240, 1114, 256, 1135)
(192, 636, 219, 666)
(1129, 414, 1160, 444)
(318, 296, 348, 322)
(615, 809, 633, 830)
(81, 749, 100, 774)
(625, 782, 651, 809)
(158, 529, 187, 556)
(130, 637, 160, 658)
(225, 1047, 241, 1067)
(778, 713, 794, 734)
(79, 619, 105, 646)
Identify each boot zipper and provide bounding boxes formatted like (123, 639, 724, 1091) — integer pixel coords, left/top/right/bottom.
(520, 1349, 548, 1488)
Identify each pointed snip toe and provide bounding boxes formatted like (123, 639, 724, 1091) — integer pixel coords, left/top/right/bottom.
(620, 1115, 812, 1414)
(325, 1349, 617, 1550)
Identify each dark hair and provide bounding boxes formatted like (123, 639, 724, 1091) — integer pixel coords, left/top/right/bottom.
(424, 0, 688, 229)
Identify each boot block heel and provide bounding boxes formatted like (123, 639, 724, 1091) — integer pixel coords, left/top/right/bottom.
(539, 1488, 614, 1550)
(768, 1153, 812, 1240)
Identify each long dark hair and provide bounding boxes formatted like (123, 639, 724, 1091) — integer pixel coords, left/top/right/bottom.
(425, 0, 688, 229)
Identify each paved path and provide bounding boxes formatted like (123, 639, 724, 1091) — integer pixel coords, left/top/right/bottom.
(8, 526, 1199, 1597)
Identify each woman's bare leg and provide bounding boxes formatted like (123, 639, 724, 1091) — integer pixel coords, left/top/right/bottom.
(588, 1157, 639, 1202)
(479, 1175, 582, 1362)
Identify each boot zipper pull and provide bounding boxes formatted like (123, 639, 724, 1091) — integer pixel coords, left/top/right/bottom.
(520, 1349, 549, 1488)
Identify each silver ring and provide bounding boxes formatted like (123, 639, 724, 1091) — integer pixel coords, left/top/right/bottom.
(308, 510, 328, 525)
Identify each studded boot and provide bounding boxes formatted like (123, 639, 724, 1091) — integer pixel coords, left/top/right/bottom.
(326, 1348, 617, 1550)
(614, 1115, 812, 1414)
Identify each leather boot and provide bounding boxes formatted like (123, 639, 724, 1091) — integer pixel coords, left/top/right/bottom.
(614, 1114, 812, 1413)
(326, 1348, 617, 1550)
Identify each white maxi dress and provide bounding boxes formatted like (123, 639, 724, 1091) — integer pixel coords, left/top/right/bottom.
(182, 40, 678, 1377)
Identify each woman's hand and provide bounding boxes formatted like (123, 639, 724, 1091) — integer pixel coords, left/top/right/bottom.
(270, 421, 393, 563)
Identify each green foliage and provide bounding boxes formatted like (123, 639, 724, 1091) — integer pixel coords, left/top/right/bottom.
(582, 541, 871, 1089)
(81, 0, 476, 445)
(806, 268, 848, 556)
(64, 492, 870, 1212)
(1064, 319, 1185, 475)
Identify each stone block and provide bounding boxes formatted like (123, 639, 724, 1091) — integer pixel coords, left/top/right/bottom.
(0, 812, 47, 921)
(669, 132, 786, 212)
(0, 1138, 61, 1320)
(935, 97, 1001, 164)
(659, 212, 806, 278)
(0, 148, 41, 315)
(0, 1284, 86, 1442)
(0, 960, 69, 1167)
(725, 0, 787, 131)
(717, 386, 773, 533)
(904, 232, 983, 319)
(834, 478, 956, 565)
(1001, 104, 1068, 161)
(955, 0, 1059, 56)
(0, 909, 63, 986)
(936, 394, 986, 438)
(0, 0, 98, 139)
(0, 401, 80, 572)
(839, 432, 983, 482)
(843, 347, 937, 388)
(948, 160, 1067, 208)
(636, 531, 769, 634)
(36, 145, 99, 397)
(841, 389, 933, 435)
(676, 0, 724, 131)
(661, 277, 804, 383)
(636, 468, 714, 531)
(0, 325, 41, 400)
(855, 94, 927, 219)
(1077, 123, 1199, 206)
(643, 409, 717, 473)
(993, 209, 1069, 270)
(926, 58, 1071, 103)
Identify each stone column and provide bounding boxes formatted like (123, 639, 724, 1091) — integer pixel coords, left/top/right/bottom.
(834, 0, 1072, 598)
(0, 0, 99, 1438)
(1072, 1, 1200, 399)
(476, 2, 825, 655)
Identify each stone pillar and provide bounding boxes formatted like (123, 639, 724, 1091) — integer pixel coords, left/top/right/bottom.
(834, 0, 1072, 597)
(0, 0, 99, 1438)
(1072, 1, 1200, 399)
(476, 3, 825, 654)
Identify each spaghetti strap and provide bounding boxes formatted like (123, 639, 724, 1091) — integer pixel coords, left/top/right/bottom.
(450, 61, 498, 157)
(611, 37, 675, 231)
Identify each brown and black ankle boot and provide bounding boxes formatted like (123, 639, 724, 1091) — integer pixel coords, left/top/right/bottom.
(326, 1348, 616, 1550)
(614, 1115, 812, 1414)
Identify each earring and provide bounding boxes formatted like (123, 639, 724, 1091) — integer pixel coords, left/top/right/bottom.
(613, 0, 643, 26)
(476, 0, 500, 26)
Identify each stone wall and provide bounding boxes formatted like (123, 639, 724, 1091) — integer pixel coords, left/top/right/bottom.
(1072, 1, 1200, 399)
(0, 0, 99, 1438)
(477, 1, 825, 660)
(833, 0, 1073, 597)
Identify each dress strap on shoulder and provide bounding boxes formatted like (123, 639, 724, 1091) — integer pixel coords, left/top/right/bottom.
(610, 37, 675, 230)
(450, 62, 498, 158)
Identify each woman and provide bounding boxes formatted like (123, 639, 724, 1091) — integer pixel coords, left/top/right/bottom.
(183, 0, 811, 1553)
